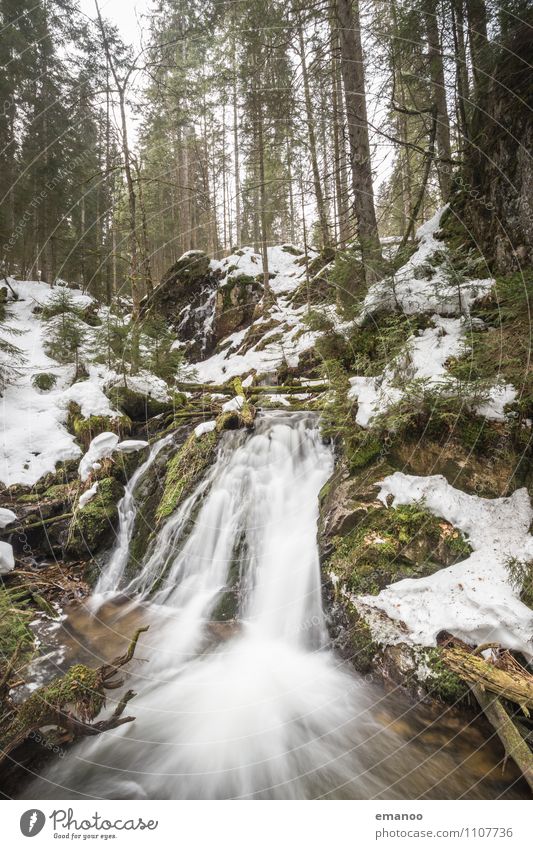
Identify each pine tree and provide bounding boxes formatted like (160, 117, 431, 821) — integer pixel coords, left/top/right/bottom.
(42, 289, 87, 377)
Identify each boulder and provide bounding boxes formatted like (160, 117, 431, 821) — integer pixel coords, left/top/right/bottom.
(213, 274, 262, 341)
(141, 250, 218, 356)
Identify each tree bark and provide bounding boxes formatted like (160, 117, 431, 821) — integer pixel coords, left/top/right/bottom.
(424, 0, 453, 199)
(335, 0, 382, 281)
(298, 22, 331, 249)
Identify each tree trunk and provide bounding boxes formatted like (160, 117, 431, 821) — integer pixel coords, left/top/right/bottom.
(451, 0, 471, 144)
(424, 0, 453, 199)
(298, 22, 331, 249)
(233, 46, 241, 248)
(335, 0, 383, 281)
(256, 93, 271, 300)
(465, 0, 489, 110)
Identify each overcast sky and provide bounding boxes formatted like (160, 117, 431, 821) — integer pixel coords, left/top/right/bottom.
(78, 0, 152, 49)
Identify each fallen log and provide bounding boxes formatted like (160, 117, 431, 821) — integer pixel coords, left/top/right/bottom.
(0, 626, 149, 765)
(441, 646, 533, 714)
(440, 639, 533, 793)
(175, 381, 328, 396)
(472, 686, 533, 793)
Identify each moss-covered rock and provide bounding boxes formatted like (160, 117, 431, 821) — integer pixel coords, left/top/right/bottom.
(105, 386, 172, 421)
(66, 476, 124, 558)
(156, 431, 218, 522)
(140, 250, 218, 356)
(67, 402, 131, 449)
(328, 501, 471, 597)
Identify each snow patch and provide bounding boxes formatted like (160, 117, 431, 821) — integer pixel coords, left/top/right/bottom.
(361, 207, 494, 319)
(0, 541, 15, 575)
(222, 395, 245, 413)
(79, 481, 99, 509)
(362, 472, 533, 656)
(0, 508, 17, 528)
(115, 440, 149, 454)
(194, 420, 217, 438)
(79, 432, 119, 482)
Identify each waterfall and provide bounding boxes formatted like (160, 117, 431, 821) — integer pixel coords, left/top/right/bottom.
(92, 433, 174, 603)
(24, 414, 393, 799)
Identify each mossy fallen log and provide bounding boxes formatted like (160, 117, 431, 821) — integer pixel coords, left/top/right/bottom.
(174, 381, 328, 396)
(0, 512, 73, 537)
(0, 627, 149, 765)
(441, 646, 533, 714)
(440, 641, 533, 793)
(472, 686, 533, 793)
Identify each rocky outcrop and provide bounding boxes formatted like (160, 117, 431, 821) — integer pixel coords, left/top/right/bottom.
(319, 454, 472, 704)
(213, 275, 262, 341)
(141, 251, 219, 357)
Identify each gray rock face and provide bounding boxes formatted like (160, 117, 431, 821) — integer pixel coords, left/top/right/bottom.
(142, 251, 219, 357)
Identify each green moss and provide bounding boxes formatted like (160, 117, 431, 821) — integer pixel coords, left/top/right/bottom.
(0, 588, 34, 666)
(420, 648, 469, 704)
(31, 372, 57, 391)
(13, 664, 104, 732)
(67, 402, 131, 449)
(220, 274, 258, 309)
(348, 613, 380, 674)
(66, 476, 124, 558)
(348, 435, 382, 471)
(107, 386, 172, 421)
(329, 502, 471, 596)
(156, 431, 218, 522)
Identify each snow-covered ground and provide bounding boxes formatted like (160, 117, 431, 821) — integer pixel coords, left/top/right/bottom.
(358, 473, 533, 657)
(361, 207, 495, 318)
(0, 280, 117, 487)
(349, 210, 516, 426)
(348, 315, 516, 426)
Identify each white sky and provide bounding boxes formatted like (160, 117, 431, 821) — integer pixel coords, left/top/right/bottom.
(78, 0, 152, 50)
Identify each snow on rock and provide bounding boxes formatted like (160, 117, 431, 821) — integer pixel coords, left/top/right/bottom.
(63, 373, 117, 418)
(78, 481, 99, 509)
(79, 432, 119, 482)
(194, 420, 217, 438)
(211, 245, 314, 297)
(105, 370, 170, 403)
(361, 472, 533, 656)
(242, 374, 255, 388)
(222, 395, 245, 412)
(0, 541, 15, 575)
(361, 207, 494, 319)
(115, 440, 149, 454)
(193, 296, 345, 384)
(0, 508, 17, 528)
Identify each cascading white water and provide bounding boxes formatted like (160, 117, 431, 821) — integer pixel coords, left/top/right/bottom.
(92, 434, 174, 603)
(26, 413, 487, 800)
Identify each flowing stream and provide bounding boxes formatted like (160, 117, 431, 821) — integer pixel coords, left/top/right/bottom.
(23, 413, 527, 799)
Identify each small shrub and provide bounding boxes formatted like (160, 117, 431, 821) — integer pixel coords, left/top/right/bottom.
(505, 556, 533, 608)
(32, 372, 57, 392)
